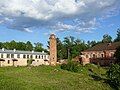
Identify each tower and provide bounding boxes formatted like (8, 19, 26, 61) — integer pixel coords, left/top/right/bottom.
(49, 34, 57, 66)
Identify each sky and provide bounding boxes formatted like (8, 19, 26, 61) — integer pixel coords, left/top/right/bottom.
(0, 0, 120, 48)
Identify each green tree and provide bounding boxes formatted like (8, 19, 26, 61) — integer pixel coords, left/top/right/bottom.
(106, 64, 120, 89)
(114, 46, 120, 63)
(87, 41, 97, 47)
(16, 42, 26, 50)
(114, 28, 120, 42)
(63, 36, 75, 60)
(102, 34, 112, 43)
(34, 42, 44, 52)
(26, 41, 33, 51)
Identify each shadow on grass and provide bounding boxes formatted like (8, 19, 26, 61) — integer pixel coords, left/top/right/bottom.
(89, 72, 120, 90)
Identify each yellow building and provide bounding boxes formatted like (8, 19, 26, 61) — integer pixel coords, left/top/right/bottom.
(0, 48, 49, 67)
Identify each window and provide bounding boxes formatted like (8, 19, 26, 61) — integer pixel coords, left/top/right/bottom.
(111, 53, 114, 57)
(86, 55, 88, 58)
(35, 55, 37, 59)
(1, 54, 3, 58)
(39, 55, 40, 59)
(27, 55, 29, 59)
(93, 54, 96, 58)
(41, 55, 43, 59)
(7, 54, 10, 58)
(44, 55, 46, 59)
(11, 54, 14, 58)
(17, 54, 20, 58)
(23, 55, 26, 59)
(8, 60, 10, 64)
(30, 55, 33, 59)
(101, 54, 104, 58)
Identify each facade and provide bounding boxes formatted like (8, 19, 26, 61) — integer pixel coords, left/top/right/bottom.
(49, 34, 57, 66)
(81, 42, 120, 66)
(0, 48, 49, 67)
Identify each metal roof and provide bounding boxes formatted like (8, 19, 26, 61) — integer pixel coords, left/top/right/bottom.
(0, 49, 48, 55)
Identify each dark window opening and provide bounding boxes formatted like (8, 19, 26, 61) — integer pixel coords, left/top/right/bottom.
(1, 54, 3, 58)
(8, 60, 10, 64)
(11, 54, 14, 58)
(7, 54, 10, 58)
(23, 55, 26, 59)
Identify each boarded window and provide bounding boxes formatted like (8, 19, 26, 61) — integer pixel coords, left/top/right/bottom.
(17, 54, 20, 58)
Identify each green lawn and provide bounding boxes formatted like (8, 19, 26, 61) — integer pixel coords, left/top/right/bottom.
(0, 65, 111, 90)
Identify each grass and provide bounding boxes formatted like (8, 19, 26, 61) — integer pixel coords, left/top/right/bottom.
(0, 65, 112, 90)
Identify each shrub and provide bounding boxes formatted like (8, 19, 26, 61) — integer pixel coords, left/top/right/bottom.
(106, 64, 120, 88)
(27, 59, 33, 66)
(114, 46, 120, 63)
(61, 61, 83, 73)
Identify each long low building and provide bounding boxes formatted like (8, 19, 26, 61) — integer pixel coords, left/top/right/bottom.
(0, 48, 49, 67)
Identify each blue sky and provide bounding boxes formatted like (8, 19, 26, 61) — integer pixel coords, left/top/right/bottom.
(0, 0, 120, 48)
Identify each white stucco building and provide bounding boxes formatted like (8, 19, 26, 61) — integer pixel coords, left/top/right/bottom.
(0, 48, 49, 67)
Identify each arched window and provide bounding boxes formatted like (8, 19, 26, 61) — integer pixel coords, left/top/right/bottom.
(35, 55, 38, 59)
(8, 60, 10, 64)
(86, 55, 89, 58)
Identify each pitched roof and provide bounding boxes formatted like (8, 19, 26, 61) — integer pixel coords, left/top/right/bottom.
(83, 42, 120, 52)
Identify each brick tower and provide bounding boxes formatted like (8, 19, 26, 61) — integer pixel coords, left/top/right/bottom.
(49, 34, 57, 66)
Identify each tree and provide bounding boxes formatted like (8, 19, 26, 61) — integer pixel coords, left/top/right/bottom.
(87, 41, 97, 47)
(34, 42, 44, 52)
(0, 42, 3, 49)
(114, 46, 120, 63)
(106, 64, 120, 89)
(16, 42, 26, 50)
(56, 38, 64, 60)
(63, 36, 88, 60)
(26, 41, 33, 51)
(63, 36, 75, 60)
(114, 28, 120, 42)
(102, 34, 112, 43)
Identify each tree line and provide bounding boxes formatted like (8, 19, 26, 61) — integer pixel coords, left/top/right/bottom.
(0, 40, 48, 53)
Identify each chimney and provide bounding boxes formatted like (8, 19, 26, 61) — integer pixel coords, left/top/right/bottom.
(2, 48, 5, 51)
(32, 50, 34, 53)
(42, 51, 45, 53)
(13, 49, 16, 52)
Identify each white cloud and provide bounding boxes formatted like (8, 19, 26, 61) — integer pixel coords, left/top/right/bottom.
(0, 0, 119, 33)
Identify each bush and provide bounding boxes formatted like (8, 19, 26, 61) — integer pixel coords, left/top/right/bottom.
(61, 61, 83, 73)
(106, 64, 120, 88)
(114, 46, 120, 63)
(27, 59, 33, 66)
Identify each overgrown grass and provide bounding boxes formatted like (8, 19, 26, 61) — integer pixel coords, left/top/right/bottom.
(0, 65, 111, 90)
